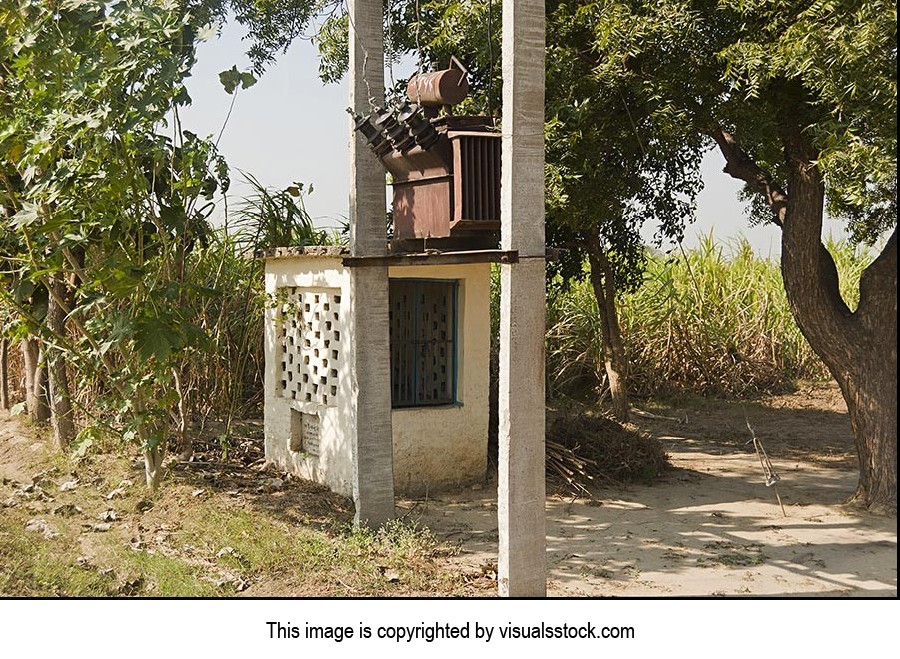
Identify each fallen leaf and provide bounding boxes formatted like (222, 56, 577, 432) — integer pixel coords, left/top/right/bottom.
(90, 522, 112, 532)
(31, 468, 58, 484)
(214, 573, 248, 591)
(98, 509, 118, 522)
(106, 487, 127, 500)
(58, 480, 79, 492)
(479, 562, 498, 580)
(116, 577, 143, 595)
(34, 487, 55, 502)
(216, 546, 239, 559)
(258, 477, 284, 492)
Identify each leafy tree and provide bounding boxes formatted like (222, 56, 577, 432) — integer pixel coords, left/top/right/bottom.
(584, 0, 896, 513)
(542, 1, 707, 419)
(1, 0, 342, 485)
(315, 0, 897, 512)
(1, 0, 228, 486)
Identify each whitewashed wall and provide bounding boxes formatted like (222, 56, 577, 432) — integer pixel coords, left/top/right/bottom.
(388, 263, 491, 493)
(264, 255, 491, 496)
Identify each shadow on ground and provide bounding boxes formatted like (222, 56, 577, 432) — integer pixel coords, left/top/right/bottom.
(404, 387, 895, 597)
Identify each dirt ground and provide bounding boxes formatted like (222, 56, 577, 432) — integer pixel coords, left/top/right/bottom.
(1, 383, 896, 597)
(401, 384, 898, 596)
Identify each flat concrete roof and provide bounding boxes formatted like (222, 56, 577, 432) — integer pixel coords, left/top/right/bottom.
(259, 246, 350, 260)
(261, 246, 526, 267)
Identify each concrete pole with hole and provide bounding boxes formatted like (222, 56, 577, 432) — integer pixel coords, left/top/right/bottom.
(347, 0, 395, 527)
(497, 0, 547, 596)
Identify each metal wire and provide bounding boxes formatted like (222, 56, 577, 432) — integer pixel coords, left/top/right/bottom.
(344, 0, 378, 111)
(487, 0, 494, 118)
(744, 410, 787, 516)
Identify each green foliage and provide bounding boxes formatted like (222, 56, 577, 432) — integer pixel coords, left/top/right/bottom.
(0, 0, 230, 470)
(546, 237, 874, 399)
(587, 0, 896, 243)
(186, 0, 328, 74)
(218, 65, 258, 94)
(314, 11, 348, 84)
(231, 173, 345, 250)
(544, 0, 707, 290)
(167, 229, 267, 422)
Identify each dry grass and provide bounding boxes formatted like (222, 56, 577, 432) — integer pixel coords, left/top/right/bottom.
(546, 410, 669, 497)
(0, 417, 485, 597)
(546, 236, 873, 400)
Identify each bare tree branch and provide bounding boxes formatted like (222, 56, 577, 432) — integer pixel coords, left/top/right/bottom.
(707, 125, 788, 226)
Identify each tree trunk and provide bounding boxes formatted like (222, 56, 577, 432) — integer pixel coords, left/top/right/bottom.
(46, 277, 76, 450)
(22, 339, 36, 413)
(786, 236, 898, 514)
(586, 235, 630, 422)
(779, 127, 896, 515)
(841, 355, 897, 514)
(1, 338, 8, 410)
(135, 394, 166, 491)
(712, 121, 897, 514)
(22, 338, 50, 423)
(172, 367, 193, 461)
(144, 444, 165, 493)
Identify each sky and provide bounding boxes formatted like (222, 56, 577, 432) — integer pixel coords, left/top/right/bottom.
(178, 19, 849, 256)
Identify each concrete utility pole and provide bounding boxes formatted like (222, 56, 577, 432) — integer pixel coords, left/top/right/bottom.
(497, 0, 547, 596)
(347, 0, 395, 527)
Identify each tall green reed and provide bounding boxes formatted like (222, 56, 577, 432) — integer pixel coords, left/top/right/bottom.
(545, 235, 873, 399)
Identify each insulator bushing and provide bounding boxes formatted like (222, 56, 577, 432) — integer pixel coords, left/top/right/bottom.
(375, 106, 416, 153)
(397, 103, 440, 150)
(347, 108, 393, 157)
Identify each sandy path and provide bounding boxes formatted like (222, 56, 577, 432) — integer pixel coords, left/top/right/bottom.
(404, 390, 897, 597)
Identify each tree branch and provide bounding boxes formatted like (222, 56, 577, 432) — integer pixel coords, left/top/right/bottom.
(857, 228, 897, 325)
(706, 125, 788, 226)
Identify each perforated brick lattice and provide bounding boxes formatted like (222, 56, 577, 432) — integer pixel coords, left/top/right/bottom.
(279, 287, 342, 406)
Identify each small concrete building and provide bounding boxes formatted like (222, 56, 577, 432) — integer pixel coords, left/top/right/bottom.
(263, 246, 494, 496)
